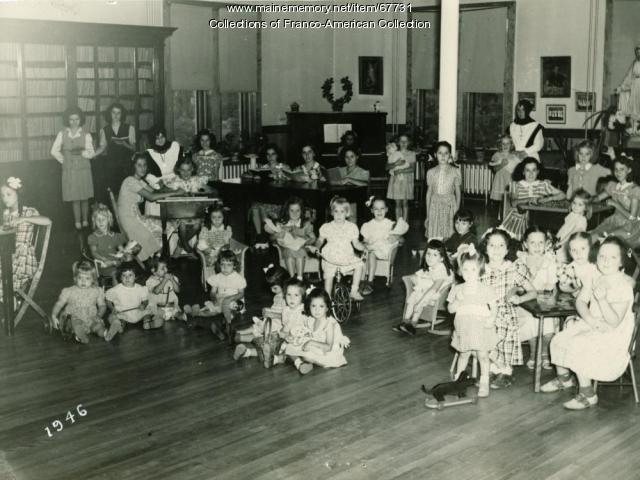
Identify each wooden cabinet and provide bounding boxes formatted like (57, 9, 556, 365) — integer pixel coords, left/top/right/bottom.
(0, 19, 175, 162)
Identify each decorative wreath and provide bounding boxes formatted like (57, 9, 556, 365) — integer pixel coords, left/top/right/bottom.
(321, 76, 353, 111)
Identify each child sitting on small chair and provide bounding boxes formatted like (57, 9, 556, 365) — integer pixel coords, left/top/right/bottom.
(51, 260, 108, 343)
(360, 196, 408, 295)
(146, 257, 186, 323)
(555, 189, 590, 263)
(87, 203, 128, 285)
(105, 262, 155, 335)
(185, 249, 246, 341)
(197, 202, 232, 267)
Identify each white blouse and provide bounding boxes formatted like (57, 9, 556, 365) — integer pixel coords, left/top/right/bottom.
(50, 128, 95, 164)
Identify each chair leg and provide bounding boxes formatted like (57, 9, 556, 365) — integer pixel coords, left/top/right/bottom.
(450, 353, 459, 380)
(629, 362, 639, 404)
(14, 290, 47, 326)
(593, 380, 598, 396)
(471, 355, 478, 379)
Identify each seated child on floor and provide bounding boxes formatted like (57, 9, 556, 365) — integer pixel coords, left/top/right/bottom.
(146, 257, 186, 323)
(283, 288, 350, 375)
(444, 209, 477, 260)
(51, 260, 108, 343)
(185, 249, 246, 341)
(197, 202, 232, 267)
(393, 239, 454, 336)
(87, 203, 128, 284)
(233, 265, 291, 361)
(360, 196, 408, 296)
(105, 262, 155, 334)
(555, 190, 590, 263)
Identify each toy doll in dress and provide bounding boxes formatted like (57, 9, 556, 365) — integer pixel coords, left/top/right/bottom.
(555, 190, 590, 263)
(105, 262, 155, 336)
(393, 239, 454, 335)
(196, 202, 232, 267)
(51, 260, 108, 343)
(448, 244, 498, 397)
(426, 141, 462, 240)
(360, 196, 408, 295)
(146, 257, 186, 323)
(283, 288, 350, 375)
(233, 265, 290, 361)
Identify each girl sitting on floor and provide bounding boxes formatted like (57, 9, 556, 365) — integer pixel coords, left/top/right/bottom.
(267, 196, 316, 281)
(283, 288, 350, 374)
(479, 228, 537, 390)
(233, 265, 290, 361)
(448, 244, 498, 397)
(360, 196, 407, 295)
(105, 262, 155, 335)
(51, 260, 108, 343)
(146, 257, 186, 323)
(87, 203, 128, 285)
(309, 196, 365, 301)
(196, 202, 232, 267)
(278, 278, 311, 373)
(542, 236, 635, 410)
(393, 239, 454, 336)
(515, 226, 558, 370)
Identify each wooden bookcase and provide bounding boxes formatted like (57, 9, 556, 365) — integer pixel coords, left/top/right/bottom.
(0, 19, 175, 163)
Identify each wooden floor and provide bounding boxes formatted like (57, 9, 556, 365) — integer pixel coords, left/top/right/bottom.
(1, 203, 640, 480)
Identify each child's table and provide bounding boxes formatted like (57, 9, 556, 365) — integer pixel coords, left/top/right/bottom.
(520, 200, 613, 231)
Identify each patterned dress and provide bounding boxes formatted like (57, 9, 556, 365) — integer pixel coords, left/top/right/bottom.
(197, 225, 233, 266)
(448, 283, 498, 352)
(283, 315, 349, 368)
(426, 164, 461, 240)
(58, 285, 105, 327)
(0, 206, 40, 298)
(319, 220, 362, 277)
(387, 150, 416, 200)
(480, 261, 528, 366)
(193, 149, 224, 180)
(500, 179, 558, 240)
(590, 181, 640, 243)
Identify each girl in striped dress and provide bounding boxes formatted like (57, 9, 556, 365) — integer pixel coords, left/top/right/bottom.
(500, 157, 565, 240)
(425, 141, 461, 240)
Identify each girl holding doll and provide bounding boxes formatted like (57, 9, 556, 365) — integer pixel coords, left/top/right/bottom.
(489, 134, 521, 202)
(196, 202, 233, 267)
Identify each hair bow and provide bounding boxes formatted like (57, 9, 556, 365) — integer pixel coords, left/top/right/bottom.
(365, 196, 375, 208)
(305, 286, 314, 295)
(6, 177, 22, 190)
(262, 263, 274, 274)
(620, 152, 634, 162)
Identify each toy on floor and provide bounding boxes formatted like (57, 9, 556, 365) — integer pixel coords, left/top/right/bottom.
(421, 371, 477, 410)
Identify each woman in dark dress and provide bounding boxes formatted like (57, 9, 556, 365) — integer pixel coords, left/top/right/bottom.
(94, 102, 136, 204)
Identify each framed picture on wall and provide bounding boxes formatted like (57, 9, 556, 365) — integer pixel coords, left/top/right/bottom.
(576, 91, 596, 112)
(517, 92, 536, 111)
(541, 56, 571, 98)
(546, 104, 566, 124)
(358, 56, 383, 95)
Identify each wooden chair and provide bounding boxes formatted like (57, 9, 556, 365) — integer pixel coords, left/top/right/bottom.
(197, 239, 249, 292)
(501, 181, 517, 222)
(273, 244, 321, 281)
(363, 245, 399, 288)
(107, 188, 123, 232)
(401, 275, 453, 335)
(14, 222, 52, 328)
(593, 301, 640, 404)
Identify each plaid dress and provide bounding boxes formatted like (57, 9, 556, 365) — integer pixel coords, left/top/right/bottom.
(0, 206, 39, 298)
(500, 180, 557, 240)
(480, 260, 528, 366)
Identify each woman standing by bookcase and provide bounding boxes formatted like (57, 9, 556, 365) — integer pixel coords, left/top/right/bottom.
(94, 102, 136, 205)
(50, 107, 95, 236)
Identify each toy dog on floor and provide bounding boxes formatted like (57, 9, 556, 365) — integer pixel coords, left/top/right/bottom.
(421, 371, 477, 410)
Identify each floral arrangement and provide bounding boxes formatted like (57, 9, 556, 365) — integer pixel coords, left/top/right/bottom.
(321, 77, 353, 112)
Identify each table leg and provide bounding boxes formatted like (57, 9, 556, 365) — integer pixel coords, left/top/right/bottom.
(1, 251, 14, 336)
(534, 314, 544, 392)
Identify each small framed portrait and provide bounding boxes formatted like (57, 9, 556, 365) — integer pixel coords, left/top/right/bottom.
(575, 91, 596, 112)
(546, 104, 566, 124)
(517, 92, 536, 111)
(541, 56, 571, 98)
(358, 56, 383, 95)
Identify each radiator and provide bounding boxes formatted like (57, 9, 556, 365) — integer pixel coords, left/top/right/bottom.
(220, 162, 250, 179)
(461, 163, 493, 198)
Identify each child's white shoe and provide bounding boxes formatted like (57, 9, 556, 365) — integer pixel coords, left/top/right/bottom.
(233, 344, 247, 360)
(563, 393, 598, 410)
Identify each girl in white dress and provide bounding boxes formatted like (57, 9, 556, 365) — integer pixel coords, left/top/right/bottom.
(542, 236, 635, 410)
(310, 196, 365, 301)
(515, 226, 558, 370)
(283, 288, 350, 373)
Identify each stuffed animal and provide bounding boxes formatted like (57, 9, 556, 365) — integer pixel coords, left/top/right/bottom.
(421, 371, 475, 402)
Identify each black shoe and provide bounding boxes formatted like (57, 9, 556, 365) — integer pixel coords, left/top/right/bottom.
(392, 323, 404, 333)
(399, 324, 417, 336)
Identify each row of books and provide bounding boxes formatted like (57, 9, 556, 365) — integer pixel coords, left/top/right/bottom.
(26, 96, 67, 114)
(118, 48, 135, 62)
(0, 64, 18, 79)
(25, 44, 64, 62)
(76, 46, 94, 62)
(138, 80, 154, 95)
(0, 80, 19, 97)
(138, 66, 153, 80)
(25, 67, 66, 79)
(0, 98, 20, 115)
(98, 81, 117, 96)
(0, 43, 18, 62)
(0, 140, 23, 163)
(26, 80, 66, 96)
(28, 138, 56, 161)
(0, 118, 21, 138)
(137, 48, 154, 62)
(26, 116, 62, 137)
(77, 68, 94, 80)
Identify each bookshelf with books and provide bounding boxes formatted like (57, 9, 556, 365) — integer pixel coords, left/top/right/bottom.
(0, 18, 175, 163)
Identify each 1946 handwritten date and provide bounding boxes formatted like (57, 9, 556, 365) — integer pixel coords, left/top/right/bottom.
(44, 404, 87, 438)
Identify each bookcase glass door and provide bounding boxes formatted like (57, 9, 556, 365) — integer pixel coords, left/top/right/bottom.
(0, 43, 22, 163)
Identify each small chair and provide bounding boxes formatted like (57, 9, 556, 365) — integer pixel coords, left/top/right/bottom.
(593, 306, 640, 404)
(401, 275, 452, 335)
(197, 239, 249, 291)
(450, 353, 479, 380)
(273, 244, 321, 281)
(108, 188, 123, 232)
(363, 245, 399, 288)
(14, 222, 52, 328)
